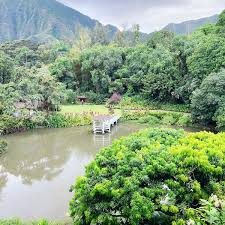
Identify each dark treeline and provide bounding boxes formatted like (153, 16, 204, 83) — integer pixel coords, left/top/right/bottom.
(0, 10, 225, 130)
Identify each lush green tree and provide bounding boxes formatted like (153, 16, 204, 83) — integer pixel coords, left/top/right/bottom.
(36, 67, 67, 110)
(0, 82, 20, 114)
(187, 35, 225, 80)
(198, 23, 217, 36)
(170, 36, 195, 103)
(120, 45, 152, 94)
(74, 26, 92, 51)
(0, 52, 14, 84)
(216, 9, 225, 34)
(214, 105, 225, 131)
(91, 23, 109, 46)
(50, 56, 75, 89)
(15, 47, 37, 67)
(132, 24, 141, 46)
(147, 30, 174, 49)
(80, 45, 124, 94)
(217, 10, 225, 26)
(12, 66, 30, 83)
(113, 30, 129, 47)
(0, 67, 66, 114)
(143, 47, 180, 101)
(191, 70, 225, 125)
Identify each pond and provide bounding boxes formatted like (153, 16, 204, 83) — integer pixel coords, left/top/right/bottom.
(0, 123, 148, 220)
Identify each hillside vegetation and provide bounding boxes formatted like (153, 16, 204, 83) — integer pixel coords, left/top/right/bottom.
(0, 10, 224, 133)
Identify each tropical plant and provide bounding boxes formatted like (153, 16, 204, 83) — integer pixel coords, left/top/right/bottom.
(70, 129, 225, 224)
(191, 70, 225, 128)
(186, 195, 225, 225)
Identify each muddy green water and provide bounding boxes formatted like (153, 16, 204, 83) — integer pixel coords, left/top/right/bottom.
(0, 123, 149, 220)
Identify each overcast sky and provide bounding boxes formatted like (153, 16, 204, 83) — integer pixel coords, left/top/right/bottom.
(58, 0, 225, 33)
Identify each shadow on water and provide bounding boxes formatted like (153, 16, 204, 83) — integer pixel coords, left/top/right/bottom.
(0, 122, 147, 220)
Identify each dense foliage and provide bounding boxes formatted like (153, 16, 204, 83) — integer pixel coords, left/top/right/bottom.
(50, 10, 224, 128)
(70, 128, 225, 225)
(0, 112, 93, 135)
(122, 110, 192, 127)
(0, 10, 224, 132)
(189, 195, 225, 225)
(0, 5, 224, 225)
(191, 70, 225, 130)
(49, 11, 225, 103)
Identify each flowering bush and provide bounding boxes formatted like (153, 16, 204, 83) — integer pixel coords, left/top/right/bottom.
(108, 93, 122, 105)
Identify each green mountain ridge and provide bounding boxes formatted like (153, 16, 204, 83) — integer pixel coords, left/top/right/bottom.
(163, 14, 218, 35)
(0, 0, 118, 43)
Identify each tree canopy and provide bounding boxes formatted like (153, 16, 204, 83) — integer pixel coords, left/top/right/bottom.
(70, 128, 225, 225)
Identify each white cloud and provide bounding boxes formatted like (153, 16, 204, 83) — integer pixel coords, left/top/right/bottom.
(58, 0, 225, 32)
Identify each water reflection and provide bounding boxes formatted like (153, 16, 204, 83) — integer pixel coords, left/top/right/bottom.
(0, 129, 73, 185)
(93, 125, 119, 147)
(0, 123, 146, 220)
(0, 166, 7, 200)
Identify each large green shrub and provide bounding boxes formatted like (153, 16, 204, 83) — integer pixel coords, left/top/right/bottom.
(138, 115, 160, 125)
(122, 110, 192, 127)
(191, 70, 225, 129)
(214, 105, 225, 131)
(0, 111, 92, 135)
(117, 96, 148, 110)
(44, 113, 92, 128)
(116, 97, 190, 112)
(0, 115, 32, 135)
(70, 128, 225, 225)
(0, 113, 45, 135)
(44, 113, 70, 128)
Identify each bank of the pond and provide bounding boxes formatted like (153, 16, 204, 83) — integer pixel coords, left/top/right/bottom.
(121, 110, 212, 132)
(0, 106, 208, 136)
(0, 105, 113, 135)
(0, 113, 92, 135)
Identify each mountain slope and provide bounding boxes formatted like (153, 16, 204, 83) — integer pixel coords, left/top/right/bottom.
(0, 0, 118, 43)
(163, 14, 218, 35)
(0, 0, 220, 43)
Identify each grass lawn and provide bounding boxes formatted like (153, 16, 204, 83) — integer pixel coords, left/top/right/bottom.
(61, 105, 121, 115)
